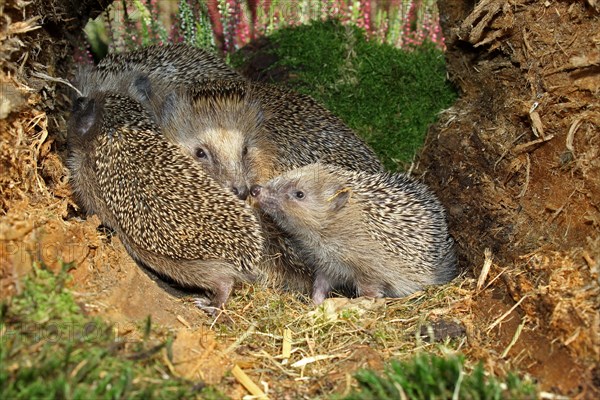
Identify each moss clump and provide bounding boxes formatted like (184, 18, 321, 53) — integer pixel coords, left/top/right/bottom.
(234, 20, 457, 170)
(0, 266, 225, 400)
(343, 353, 537, 400)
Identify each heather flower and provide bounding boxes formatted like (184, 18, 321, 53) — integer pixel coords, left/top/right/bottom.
(92, 0, 445, 55)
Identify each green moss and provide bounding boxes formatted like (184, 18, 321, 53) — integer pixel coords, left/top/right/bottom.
(343, 353, 537, 400)
(0, 266, 227, 400)
(234, 20, 457, 170)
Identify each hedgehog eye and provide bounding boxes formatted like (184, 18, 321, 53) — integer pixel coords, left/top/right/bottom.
(294, 191, 305, 199)
(195, 147, 208, 159)
(242, 146, 248, 157)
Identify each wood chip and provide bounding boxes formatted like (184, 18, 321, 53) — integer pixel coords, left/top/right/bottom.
(7, 17, 41, 35)
(290, 354, 344, 368)
(477, 248, 493, 291)
(459, 0, 504, 45)
(566, 117, 582, 154)
(512, 134, 554, 154)
(529, 110, 545, 139)
(582, 251, 596, 269)
(281, 328, 292, 360)
(569, 53, 600, 68)
(176, 315, 191, 329)
(231, 364, 268, 399)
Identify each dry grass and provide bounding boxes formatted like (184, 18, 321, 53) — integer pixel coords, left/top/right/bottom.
(168, 274, 493, 398)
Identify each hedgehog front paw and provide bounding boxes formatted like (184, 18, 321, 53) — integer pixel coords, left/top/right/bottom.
(312, 272, 332, 305)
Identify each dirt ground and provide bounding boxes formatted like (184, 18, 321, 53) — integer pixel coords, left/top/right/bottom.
(1, 0, 599, 398)
(422, 0, 599, 394)
(425, 0, 599, 388)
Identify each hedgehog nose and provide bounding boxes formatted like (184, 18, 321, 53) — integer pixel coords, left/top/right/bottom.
(250, 185, 262, 197)
(232, 186, 249, 201)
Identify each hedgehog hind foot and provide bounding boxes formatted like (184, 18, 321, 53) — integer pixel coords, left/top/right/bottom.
(193, 277, 235, 316)
(356, 282, 385, 299)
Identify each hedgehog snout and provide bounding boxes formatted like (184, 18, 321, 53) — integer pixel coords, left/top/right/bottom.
(232, 185, 249, 201)
(250, 185, 281, 217)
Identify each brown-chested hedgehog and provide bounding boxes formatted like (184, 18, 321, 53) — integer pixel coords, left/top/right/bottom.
(66, 90, 264, 311)
(157, 78, 384, 200)
(75, 44, 242, 120)
(250, 163, 457, 305)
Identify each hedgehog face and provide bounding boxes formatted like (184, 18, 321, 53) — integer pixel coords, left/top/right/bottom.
(160, 82, 266, 201)
(181, 126, 254, 200)
(252, 164, 351, 235)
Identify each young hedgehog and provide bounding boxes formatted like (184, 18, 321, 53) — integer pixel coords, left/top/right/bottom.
(75, 44, 242, 118)
(157, 78, 384, 200)
(250, 163, 458, 305)
(67, 91, 264, 311)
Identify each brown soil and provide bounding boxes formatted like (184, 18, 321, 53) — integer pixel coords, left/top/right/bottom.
(422, 0, 600, 395)
(1, 0, 598, 398)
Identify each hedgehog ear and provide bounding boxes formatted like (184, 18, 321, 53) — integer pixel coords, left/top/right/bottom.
(72, 97, 97, 136)
(328, 187, 351, 211)
(132, 73, 152, 103)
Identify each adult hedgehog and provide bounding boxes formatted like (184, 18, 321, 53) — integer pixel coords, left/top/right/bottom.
(67, 91, 263, 311)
